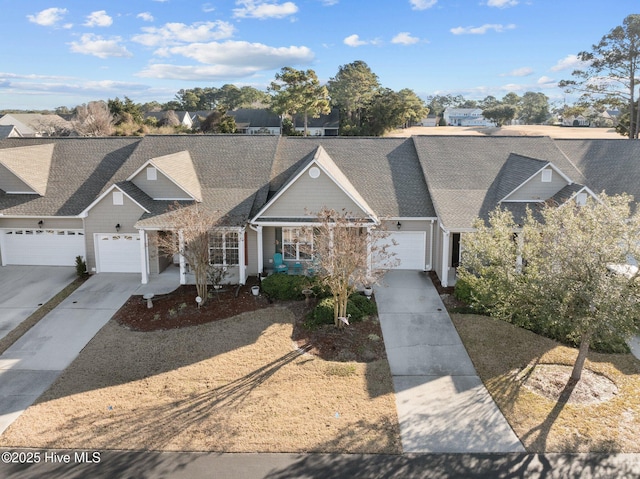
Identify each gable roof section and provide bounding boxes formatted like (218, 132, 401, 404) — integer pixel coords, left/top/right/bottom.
(0, 143, 55, 195)
(498, 154, 574, 203)
(80, 183, 151, 217)
(269, 137, 435, 218)
(253, 144, 377, 221)
(128, 150, 203, 201)
(412, 135, 586, 229)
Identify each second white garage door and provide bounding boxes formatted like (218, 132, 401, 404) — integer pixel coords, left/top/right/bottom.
(382, 231, 427, 270)
(1, 229, 86, 266)
(95, 233, 141, 273)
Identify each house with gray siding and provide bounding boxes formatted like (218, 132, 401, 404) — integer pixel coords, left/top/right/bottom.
(0, 135, 637, 290)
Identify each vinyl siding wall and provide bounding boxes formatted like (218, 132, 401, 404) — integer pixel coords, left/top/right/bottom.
(506, 168, 568, 202)
(131, 168, 192, 199)
(260, 169, 365, 218)
(83, 192, 145, 272)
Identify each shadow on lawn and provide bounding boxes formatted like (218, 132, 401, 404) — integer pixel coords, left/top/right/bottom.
(35, 348, 312, 450)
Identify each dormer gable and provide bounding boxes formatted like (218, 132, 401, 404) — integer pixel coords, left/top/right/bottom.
(0, 143, 54, 195)
(499, 154, 574, 203)
(252, 145, 377, 222)
(127, 150, 202, 202)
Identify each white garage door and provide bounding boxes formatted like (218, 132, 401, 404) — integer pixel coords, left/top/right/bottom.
(1, 229, 86, 266)
(95, 233, 141, 273)
(381, 231, 426, 270)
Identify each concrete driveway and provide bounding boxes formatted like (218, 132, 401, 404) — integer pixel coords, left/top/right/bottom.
(0, 273, 141, 434)
(0, 266, 76, 342)
(375, 270, 525, 453)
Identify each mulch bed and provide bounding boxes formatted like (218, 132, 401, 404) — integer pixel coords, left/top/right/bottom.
(114, 277, 387, 363)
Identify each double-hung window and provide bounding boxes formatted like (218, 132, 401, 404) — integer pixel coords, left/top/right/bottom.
(209, 231, 239, 266)
(282, 227, 313, 261)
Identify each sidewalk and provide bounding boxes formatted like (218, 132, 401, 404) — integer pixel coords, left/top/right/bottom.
(375, 270, 525, 453)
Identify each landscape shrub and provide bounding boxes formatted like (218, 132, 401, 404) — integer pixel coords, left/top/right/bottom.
(260, 274, 313, 300)
(349, 293, 377, 317)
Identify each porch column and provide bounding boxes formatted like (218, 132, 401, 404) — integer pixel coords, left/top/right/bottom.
(139, 229, 148, 284)
(441, 229, 450, 288)
(238, 227, 246, 285)
(255, 225, 264, 274)
(366, 226, 372, 277)
(428, 220, 434, 271)
(178, 230, 186, 285)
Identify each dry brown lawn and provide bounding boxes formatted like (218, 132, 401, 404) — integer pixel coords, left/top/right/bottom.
(387, 125, 624, 139)
(451, 313, 640, 453)
(0, 307, 401, 453)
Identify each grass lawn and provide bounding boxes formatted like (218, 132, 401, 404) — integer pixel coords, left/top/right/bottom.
(0, 306, 401, 453)
(451, 313, 640, 453)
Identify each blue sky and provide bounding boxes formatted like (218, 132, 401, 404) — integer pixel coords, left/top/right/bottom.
(0, 0, 635, 110)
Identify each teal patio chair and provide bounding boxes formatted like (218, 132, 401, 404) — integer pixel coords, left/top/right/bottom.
(273, 253, 288, 274)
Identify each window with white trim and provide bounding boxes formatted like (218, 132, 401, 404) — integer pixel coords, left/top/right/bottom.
(576, 192, 588, 206)
(282, 227, 313, 261)
(541, 169, 553, 182)
(209, 231, 239, 266)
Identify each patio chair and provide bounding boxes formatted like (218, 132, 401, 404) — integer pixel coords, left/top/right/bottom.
(273, 253, 288, 274)
(293, 262, 303, 275)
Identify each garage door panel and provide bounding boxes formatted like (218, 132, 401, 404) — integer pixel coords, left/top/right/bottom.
(376, 232, 426, 270)
(95, 234, 141, 273)
(1, 229, 86, 266)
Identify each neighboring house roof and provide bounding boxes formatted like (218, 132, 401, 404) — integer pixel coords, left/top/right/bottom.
(412, 135, 587, 229)
(0, 125, 21, 139)
(0, 114, 70, 136)
(0, 115, 36, 136)
(0, 137, 141, 216)
(0, 143, 54, 195)
(227, 109, 281, 129)
(293, 108, 340, 129)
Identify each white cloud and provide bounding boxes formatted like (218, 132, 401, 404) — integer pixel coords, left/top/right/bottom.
(69, 34, 133, 59)
(392, 32, 420, 45)
(132, 21, 235, 47)
(321, 0, 339, 5)
(410, 0, 437, 10)
(137, 12, 154, 22)
(84, 11, 113, 28)
(344, 34, 368, 47)
(450, 23, 516, 35)
(202, 3, 216, 13)
(27, 8, 68, 27)
(487, 0, 518, 8)
(233, 1, 298, 19)
(537, 76, 556, 87)
(138, 41, 313, 80)
(502, 67, 533, 77)
(550, 54, 589, 72)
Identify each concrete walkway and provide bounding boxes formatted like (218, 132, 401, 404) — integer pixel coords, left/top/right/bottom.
(375, 270, 525, 453)
(0, 272, 173, 435)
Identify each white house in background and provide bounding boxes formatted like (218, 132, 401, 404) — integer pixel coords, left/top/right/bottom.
(443, 108, 495, 127)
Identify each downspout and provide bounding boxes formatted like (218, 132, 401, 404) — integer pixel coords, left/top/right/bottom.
(139, 229, 148, 284)
(441, 227, 450, 288)
(178, 230, 186, 285)
(238, 227, 246, 285)
(427, 219, 434, 271)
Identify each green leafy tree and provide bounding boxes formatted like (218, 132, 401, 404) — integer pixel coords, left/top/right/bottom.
(328, 60, 380, 131)
(559, 14, 640, 138)
(482, 104, 517, 126)
(269, 67, 331, 136)
(458, 194, 640, 381)
(519, 92, 550, 124)
(108, 96, 143, 125)
(199, 109, 237, 133)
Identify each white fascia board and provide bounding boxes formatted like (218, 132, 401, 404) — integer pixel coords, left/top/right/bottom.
(79, 184, 151, 217)
(251, 159, 377, 223)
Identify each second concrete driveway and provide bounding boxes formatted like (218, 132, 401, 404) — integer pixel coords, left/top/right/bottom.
(375, 270, 525, 453)
(0, 266, 76, 342)
(0, 273, 141, 434)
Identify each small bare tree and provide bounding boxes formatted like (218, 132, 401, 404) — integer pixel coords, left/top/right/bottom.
(72, 101, 114, 136)
(153, 203, 220, 305)
(300, 208, 397, 328)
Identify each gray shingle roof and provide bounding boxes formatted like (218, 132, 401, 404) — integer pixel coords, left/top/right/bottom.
(0, 137, 141, 216)
(412, 135, 587, 229)
(555, 139, 640, 200)
(270, 137, 436, 217)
